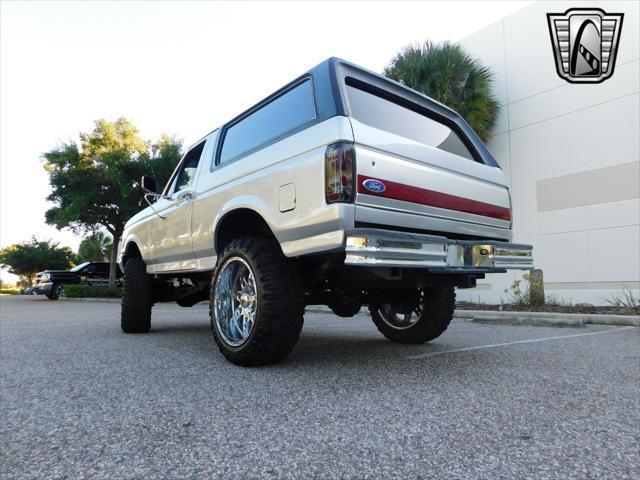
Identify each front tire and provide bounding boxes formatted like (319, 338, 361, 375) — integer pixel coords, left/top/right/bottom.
(369, 286, 455, 344)
(46, 283, 64, 300)
(210, 237, 304, 366)
(121, 257, 152, 333)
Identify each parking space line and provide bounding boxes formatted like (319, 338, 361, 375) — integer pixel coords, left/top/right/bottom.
(407, 326, 637, 359)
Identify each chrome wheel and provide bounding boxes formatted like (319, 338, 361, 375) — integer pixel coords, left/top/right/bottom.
(213, 257, 257, 347)
(376, 289, 425, 330)
(55, 284, 64, 298)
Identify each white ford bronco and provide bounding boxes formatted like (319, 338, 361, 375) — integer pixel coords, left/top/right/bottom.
(118, 58, 533, 366)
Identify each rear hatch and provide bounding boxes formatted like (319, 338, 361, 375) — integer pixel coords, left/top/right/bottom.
(345, 80, 512, 241)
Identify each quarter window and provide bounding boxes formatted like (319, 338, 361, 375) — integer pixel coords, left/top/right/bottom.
(346, 83, 476, 162)
(219, 79, 316, 164)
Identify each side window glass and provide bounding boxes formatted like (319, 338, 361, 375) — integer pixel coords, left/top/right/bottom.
(173, 141, 206, 193)
(219, 79, 316, 164)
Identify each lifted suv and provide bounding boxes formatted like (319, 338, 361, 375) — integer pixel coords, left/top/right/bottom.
(118, 58, 533, 366)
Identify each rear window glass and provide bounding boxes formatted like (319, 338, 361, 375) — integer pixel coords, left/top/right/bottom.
(346, 83, 475, 162)
(220, 79, 316, 164)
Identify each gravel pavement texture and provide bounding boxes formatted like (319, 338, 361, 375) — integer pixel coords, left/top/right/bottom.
(1, 295, 639, 479)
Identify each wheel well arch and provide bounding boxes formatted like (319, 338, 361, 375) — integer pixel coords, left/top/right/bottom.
(214, 208, 276, 254)
(122, 241, 142, 265)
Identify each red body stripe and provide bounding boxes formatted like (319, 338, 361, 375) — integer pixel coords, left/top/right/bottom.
(357, 175, 511, 222)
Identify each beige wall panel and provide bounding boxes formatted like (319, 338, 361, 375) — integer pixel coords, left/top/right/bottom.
(510, 94, 639, 180)
(538, 231, 591, 282)
(588, 225, 640, 282)
(508, 60, 639, 131)
(587, 199, 640, 230)
(536, 162, 640, 212)
(538, 206, 588, 235)
(545, 281, 640, 290)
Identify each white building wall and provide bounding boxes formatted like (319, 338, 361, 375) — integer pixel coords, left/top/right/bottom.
(459, 0, 639, 305)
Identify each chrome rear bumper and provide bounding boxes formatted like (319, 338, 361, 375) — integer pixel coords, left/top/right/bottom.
(344, 229, 533, 272)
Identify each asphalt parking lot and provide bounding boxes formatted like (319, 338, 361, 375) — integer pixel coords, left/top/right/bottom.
(1, 295, 638, 479)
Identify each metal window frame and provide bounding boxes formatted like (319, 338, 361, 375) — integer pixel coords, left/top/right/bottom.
(162, 139, 207, 196)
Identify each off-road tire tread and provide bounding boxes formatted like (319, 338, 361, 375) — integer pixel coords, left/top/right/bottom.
(210, 237, 304, 366)
(121, 257, 152, 333)
(369, 286, 455, 344)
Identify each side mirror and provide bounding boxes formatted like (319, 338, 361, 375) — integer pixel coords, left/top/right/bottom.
(141, 175, 158, 194)
(141, 176, 168, 217)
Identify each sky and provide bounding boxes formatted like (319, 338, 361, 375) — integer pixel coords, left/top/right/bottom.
(0, 0, 530, 282)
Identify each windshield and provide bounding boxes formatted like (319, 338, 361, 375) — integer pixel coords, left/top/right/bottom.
(70, 262, 91, 272)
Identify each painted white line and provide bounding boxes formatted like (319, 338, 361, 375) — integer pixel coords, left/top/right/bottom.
(407, 326, 638, 360)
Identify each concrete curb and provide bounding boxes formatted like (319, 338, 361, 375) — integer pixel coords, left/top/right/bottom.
(455, 309, 640, 327)
(465, 314, 584, 328)
(59, 297, 121, 304)
(57, 298, 639, 327)
(306, 306, 639, 327)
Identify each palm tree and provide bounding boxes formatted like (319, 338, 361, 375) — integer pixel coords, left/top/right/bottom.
(384, 41, 499, 142)
(78, 232, 112, 262)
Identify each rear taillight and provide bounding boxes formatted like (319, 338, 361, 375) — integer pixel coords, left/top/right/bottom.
(325, 142, 355, 204)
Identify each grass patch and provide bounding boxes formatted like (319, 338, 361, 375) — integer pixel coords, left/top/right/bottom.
(63, 285, 122, 298)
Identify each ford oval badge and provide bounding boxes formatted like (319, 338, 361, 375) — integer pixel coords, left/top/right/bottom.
(362, 178, 386, 194)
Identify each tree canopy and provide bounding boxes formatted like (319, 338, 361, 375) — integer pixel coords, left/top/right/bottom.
(384, 41, 499, 142)
(0, 238, 78, 285)
(78, 232, 113, 262)
(44, 118, 182, 285)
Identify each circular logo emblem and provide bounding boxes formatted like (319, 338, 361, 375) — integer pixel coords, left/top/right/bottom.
(362, 179, 387, 194)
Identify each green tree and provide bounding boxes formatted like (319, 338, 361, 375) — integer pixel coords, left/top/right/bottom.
(0, 238, 77, 285)
(44, 118, 182, 287)
(78, 232, 113, 262)
(384, 41, 499, 142)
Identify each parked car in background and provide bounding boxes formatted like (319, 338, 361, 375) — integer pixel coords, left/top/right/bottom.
(20, 286, 40, 295)
(34, 261, 123, 300)
(118, 57, 533, 366)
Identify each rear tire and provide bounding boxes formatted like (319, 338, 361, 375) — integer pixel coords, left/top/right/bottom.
(210, 237, 304, 366)
(121, 257, 152, 333)
(369, 286, 455, 344)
